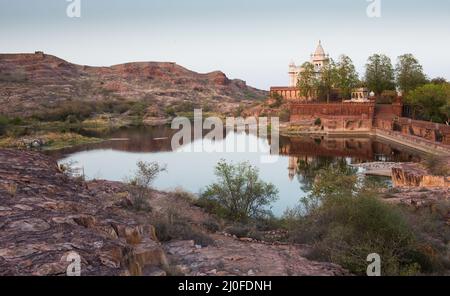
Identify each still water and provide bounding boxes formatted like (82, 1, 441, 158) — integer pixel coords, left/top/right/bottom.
(51, 126, 423, 217)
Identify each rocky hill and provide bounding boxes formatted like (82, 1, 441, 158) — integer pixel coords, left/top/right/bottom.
(0, 52, 267, 117)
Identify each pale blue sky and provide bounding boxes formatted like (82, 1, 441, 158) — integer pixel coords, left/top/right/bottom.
(1, 0, 449, 89)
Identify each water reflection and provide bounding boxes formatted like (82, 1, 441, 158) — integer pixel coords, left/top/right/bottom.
(51, 126, 424, 216)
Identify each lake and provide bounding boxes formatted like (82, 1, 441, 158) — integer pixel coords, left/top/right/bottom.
(51, 126, 423, 217)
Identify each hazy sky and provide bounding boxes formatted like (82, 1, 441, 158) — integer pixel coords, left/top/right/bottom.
(1, 0, 449, 89)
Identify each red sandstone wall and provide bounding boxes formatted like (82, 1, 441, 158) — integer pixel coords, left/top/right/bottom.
(375, 117, 450, 145)
(290, 102, 375, 132)
(288, 101, 450, 146)
(290, 102, 375, 117)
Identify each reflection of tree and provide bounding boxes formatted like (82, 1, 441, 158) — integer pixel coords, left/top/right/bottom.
(296, 156, 356, 192)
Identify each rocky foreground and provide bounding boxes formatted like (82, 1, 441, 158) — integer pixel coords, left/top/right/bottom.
(0, 149, 347, 276)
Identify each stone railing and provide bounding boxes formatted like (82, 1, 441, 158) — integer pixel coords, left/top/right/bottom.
(375, 129, 450, 155)
(290, 102, 376, 117)
(375, 117, 450, 146)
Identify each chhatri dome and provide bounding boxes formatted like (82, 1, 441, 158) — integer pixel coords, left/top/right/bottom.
(288, 41, 330, 87)
(312, 40, 326, 59)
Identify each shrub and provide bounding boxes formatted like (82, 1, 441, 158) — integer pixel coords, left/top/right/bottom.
(422, 155, 450, 176)
(164, 106, 176, 117)
(170, 188, 196, 203)
(269, 92, 283, 108)
(127, 161, 166, 212)
(201, 160, 279, 222)
(202, 219, 221, 233)
(278, 108, 290, 122)
(129, 101, 149, 116)
(286, 165, 441, 275)
(153, 214, 214, 247)
(314, 118, 322, 126)
(225, 225, 251, 238)
(0, 115, 9, 135)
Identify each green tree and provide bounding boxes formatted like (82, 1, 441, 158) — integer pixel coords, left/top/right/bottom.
(317, 59, 337, 103)
(297, 62, 318, 99)
(395, 54, 428, 95)
(201, 160, 279, 221)
(430, 77, 447, 85)
(365, 54, 395, 96)
(335, 55, 359, 99)
(406, 83, 450, 123)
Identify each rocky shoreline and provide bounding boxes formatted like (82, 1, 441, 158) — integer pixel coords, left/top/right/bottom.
(0, 149, 348, 276)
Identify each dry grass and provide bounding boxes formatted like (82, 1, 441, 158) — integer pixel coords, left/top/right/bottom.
(0, 132, 102, 150)
(422, 155, 450, 176)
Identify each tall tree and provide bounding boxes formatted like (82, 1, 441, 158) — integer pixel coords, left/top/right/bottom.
(317, 59, 337, 103)
(335, 55, 359, 99)
(365, 54, 395, 96)
(406, 83, 450, 123)
(395, 54, 428, 95)
(297, 62, 318, 99)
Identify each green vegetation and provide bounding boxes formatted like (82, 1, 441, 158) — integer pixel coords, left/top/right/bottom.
(395, 54, 428, 95)
(297, 62, 317, 99)
(317, 59, 337, 103)
(198, 160, 279, 222)
(0, 131, 102, 150)
(269, 92, 283, 108)
(282, 163, 449, 276)
(31, 99, 153, 122)
(406, 83, 450, 123)
(364, 54, 396, 96)
(127, 161, 166, 212)
(335, 55, 359, 100)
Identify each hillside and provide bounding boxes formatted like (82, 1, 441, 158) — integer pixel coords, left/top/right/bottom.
(0, 52, 267, 117)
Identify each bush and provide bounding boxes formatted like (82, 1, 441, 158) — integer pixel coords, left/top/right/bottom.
(201, 160, 279, 222)
(170, 188, 196, 203)
(422, 155, 450, 176)
(278, 108, 290, 122)
(202, 219, 221, 233)
(269, 92, 283, 108)
(314, 118, 322, 126)
(225, 225, 251, 238)
(286, 165, 441, 275)
(164, 106, 176, 117)
(0, 115, 9, 135)
(129, 101, 149, 116)
(153, 214, 214, 247)
(127, 161, 166, 212)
